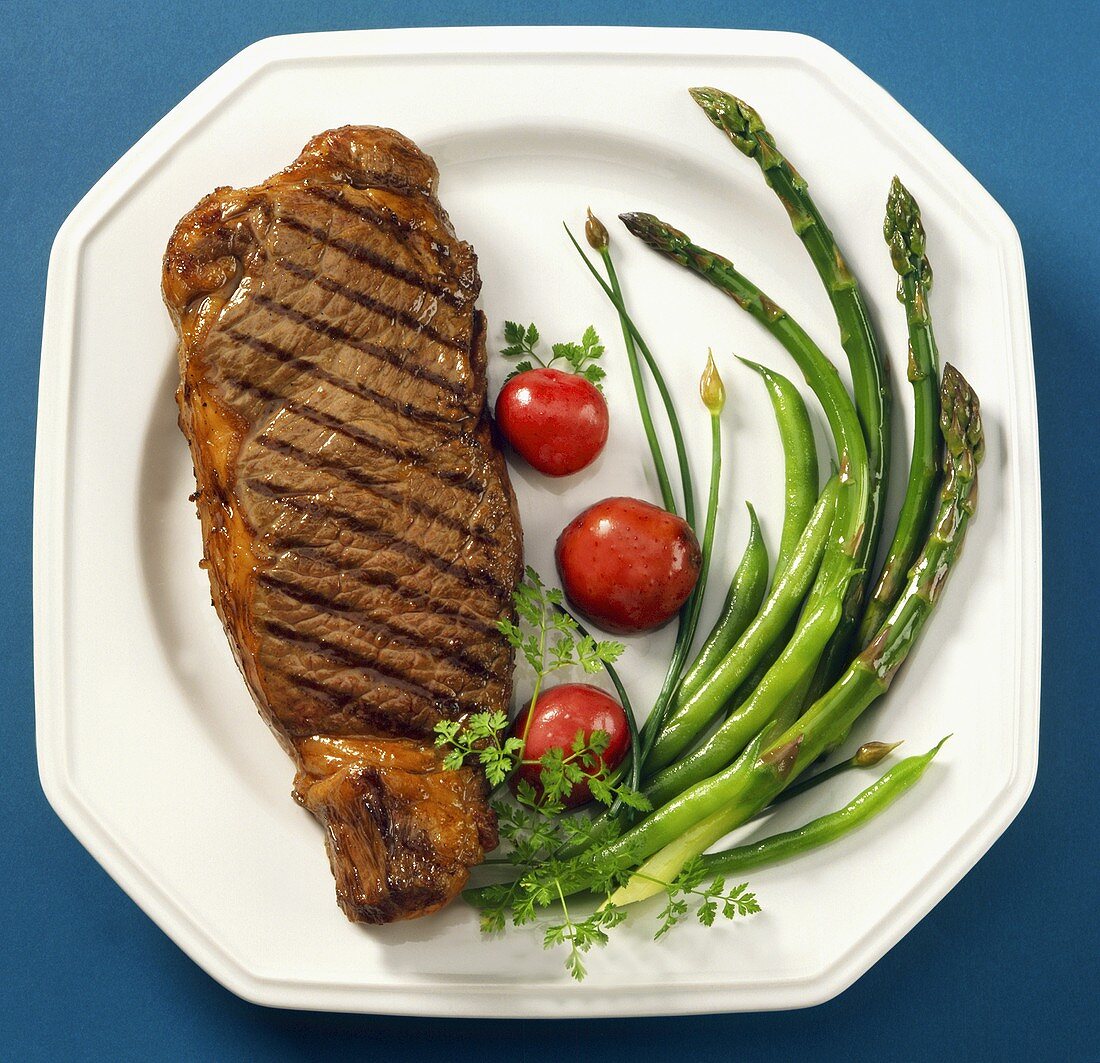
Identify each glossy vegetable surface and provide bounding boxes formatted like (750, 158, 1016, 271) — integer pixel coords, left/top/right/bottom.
(620, 213, 870, 768)
(675, 503, 769, 708)
(738, 359, 818, 583)
(495, 367, 609, 476)
(512, 683, 630, 806)
(858, 177, 943, 646)
(555, 496, 701, 634)
(607, 364, 982, 904)
(690, 87, 892, 701)
(647, 474, 840, 771)
(697, 738, 947, 875)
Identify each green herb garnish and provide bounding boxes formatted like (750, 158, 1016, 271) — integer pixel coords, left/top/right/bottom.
(501, 322, 607, 389)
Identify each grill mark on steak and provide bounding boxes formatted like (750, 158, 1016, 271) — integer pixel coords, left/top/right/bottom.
(222, 325, 459, 430)
(246, 478, 511, 604)
(258, 572, 497, 682)
(254, 295, 466, 399)
(275, 258, 468, 352)
(165, 126, 519, 925)
(221, 374, 487, 496)
(278, 215, 467, 309)
(262, 618, 482, 714)
(269, 541, 506, 640)
(253, 434, 497, 544)
(266, 666, 436, 738)
(305, 184, 432, 243)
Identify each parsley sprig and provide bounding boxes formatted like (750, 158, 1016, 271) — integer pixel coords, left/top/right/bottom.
(501, 321, 608, 389)
(650, 856, 761, 939)
(433, 712, 523, 787)
(432, 568, 626, 793)
(473, 829, 760, 980)
(503, 567, 624, 678)
(434, 570, 759, 981)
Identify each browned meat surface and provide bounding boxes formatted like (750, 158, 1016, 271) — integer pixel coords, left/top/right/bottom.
(162, 126, 521, 923)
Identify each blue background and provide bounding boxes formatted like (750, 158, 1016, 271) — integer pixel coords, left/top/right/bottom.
(4, 1, 1096, 1059)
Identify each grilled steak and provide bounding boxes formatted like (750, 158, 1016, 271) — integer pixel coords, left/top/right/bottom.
(163, 126, 522, 923)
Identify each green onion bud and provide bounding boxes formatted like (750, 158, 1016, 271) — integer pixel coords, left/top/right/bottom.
(700, 349, 725, 415)
(853, 740, 902, 767)
(585, 208, 609, 252)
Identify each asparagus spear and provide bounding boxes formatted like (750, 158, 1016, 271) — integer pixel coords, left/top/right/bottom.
(607, 364, 982, 904)
(619, 212, 869, 770)
(857, 178, 943, 646)
(688, 88, 892, 696)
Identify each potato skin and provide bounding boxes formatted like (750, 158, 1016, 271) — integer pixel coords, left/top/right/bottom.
(555, 496, 701, 634)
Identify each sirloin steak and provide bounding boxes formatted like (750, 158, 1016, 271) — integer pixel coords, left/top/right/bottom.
(163, 126, 522, 923)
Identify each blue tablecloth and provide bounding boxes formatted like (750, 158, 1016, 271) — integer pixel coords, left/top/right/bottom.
(4, 1, 1096, 1058)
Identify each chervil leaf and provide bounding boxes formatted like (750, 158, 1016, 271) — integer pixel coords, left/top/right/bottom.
(675, 856, 707, 894)
(504, 361, 535, 383)
(587, 729, 611, 757)
(442, 749, 466, 772)
(614, 786, 653, 813)
(582, 364, 607, 389)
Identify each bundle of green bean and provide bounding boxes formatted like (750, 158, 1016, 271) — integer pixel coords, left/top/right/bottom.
(467, 364, 982, 911)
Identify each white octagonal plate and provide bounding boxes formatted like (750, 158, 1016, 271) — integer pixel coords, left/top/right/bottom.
(35, 27, 1041, 1015)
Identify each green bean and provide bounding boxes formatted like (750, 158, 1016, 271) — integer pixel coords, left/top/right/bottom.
(644, 497, 859, 807)
(684, 359, 816, 716)
(697, 738, 947, 875)
(738, 358, 818, 583)
(647, 473, 839, 772)
(608, 366, 982, 905)
(675, 503, 769, 708)
(620, 213, 870, 770)
(690, 358, 818, 728)
(761, 739, 901, 813)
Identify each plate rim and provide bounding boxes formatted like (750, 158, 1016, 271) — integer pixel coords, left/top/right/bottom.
(33, 24, 1042, 1017)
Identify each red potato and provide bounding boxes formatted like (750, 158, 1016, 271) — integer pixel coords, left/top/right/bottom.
(512, 683, 630, 806)
(495, 368, 609, 476)
(555, 496, 701, 634)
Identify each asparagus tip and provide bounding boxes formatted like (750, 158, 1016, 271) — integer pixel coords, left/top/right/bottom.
(940, 364, 985, 468)
(884, 175, 928, 281)
(689, 87, 763, 153)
